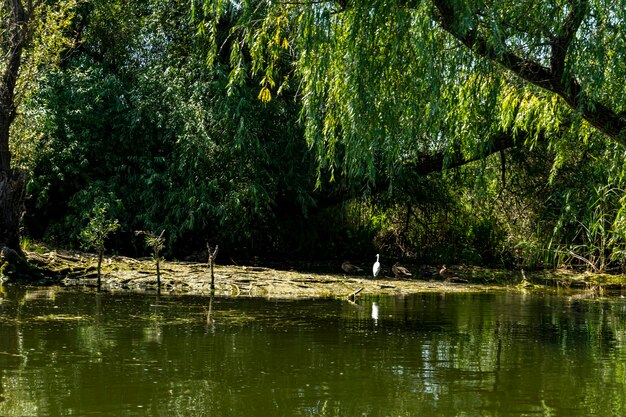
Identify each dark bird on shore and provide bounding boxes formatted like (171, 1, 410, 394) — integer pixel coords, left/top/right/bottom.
(439, 264, 453, 280)
(372, 254, 381, 278)
(392, 262, 412, 278)
(439, 264, 468, 283)
(341, 261, 362, 274)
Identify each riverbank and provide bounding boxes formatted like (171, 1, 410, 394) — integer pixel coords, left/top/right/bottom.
(6, 247, 626, 299)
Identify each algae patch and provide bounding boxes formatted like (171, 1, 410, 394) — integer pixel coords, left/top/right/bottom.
(30, 314, 88, 322)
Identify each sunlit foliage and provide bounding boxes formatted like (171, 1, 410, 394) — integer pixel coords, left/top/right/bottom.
(195, 0, 626, 178)
(10, 0, 626, 269)
(191, 0, 626, 269)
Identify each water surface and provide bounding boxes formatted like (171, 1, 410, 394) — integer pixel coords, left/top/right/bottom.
(1, 287, 625, 416)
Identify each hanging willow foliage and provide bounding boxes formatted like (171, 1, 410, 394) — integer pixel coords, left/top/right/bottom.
(194, 0, 626, 184)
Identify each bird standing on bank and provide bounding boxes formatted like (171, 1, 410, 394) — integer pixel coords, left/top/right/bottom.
(392, 262, 412, 278)
(341, 261, 362, 274)
(439, 264, 452, 280)
(373, 254, 381, 278)
(439, 264, 468, 283)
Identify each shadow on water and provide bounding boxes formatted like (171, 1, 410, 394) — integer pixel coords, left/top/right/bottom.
(0, 286, 626, 416)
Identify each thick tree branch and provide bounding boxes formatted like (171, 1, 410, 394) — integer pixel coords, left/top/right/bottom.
(408, 131, 518, 175)
(550, 0, 587, 81)
(431, 0, 626, 145)
(0, 0, 28, 174)
(314, 130, 521, 207)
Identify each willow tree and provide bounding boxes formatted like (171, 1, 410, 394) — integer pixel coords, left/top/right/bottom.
(0, 0, 77, 272)
(195, 0, 626, 183)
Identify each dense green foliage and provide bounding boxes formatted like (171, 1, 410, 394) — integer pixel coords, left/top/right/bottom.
(8, 0, 626, 270)
(190, 0, 626, 269)
(23, 0, 327, 259)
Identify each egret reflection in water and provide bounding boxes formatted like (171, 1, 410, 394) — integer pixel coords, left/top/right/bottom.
(371, 302, 379, 322)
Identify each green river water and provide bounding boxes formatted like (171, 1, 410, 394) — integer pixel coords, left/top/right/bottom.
(0, 286, 625, 416)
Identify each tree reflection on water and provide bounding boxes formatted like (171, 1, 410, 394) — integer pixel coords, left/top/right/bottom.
(0, 287, 625, 416)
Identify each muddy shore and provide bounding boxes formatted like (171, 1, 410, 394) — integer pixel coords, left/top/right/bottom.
(8, 248, 626, 299)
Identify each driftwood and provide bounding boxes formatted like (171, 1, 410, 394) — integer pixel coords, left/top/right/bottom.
(347, 287, 364, 301)
(240, 266, 270, 272)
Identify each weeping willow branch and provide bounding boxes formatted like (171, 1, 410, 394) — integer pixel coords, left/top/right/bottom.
(314, 129, 526, 207)
(431, 0, 626, 144)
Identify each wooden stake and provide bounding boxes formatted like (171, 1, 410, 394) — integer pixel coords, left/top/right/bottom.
(155, 229, 165, 293)
(97, 247, 103, 289)
(207, 243, 219, 292)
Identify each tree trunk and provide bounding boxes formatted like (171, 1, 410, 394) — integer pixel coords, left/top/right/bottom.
(0, 169, 26, 254)
(0, 168, 28, 276)
(0, 0, 28, 273)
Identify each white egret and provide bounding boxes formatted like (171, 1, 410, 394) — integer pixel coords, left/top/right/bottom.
(372, 254, 381, 278)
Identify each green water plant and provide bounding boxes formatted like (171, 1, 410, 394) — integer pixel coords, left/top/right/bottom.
(136, 230, 166, 289)
(80, 202, 120, 287)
